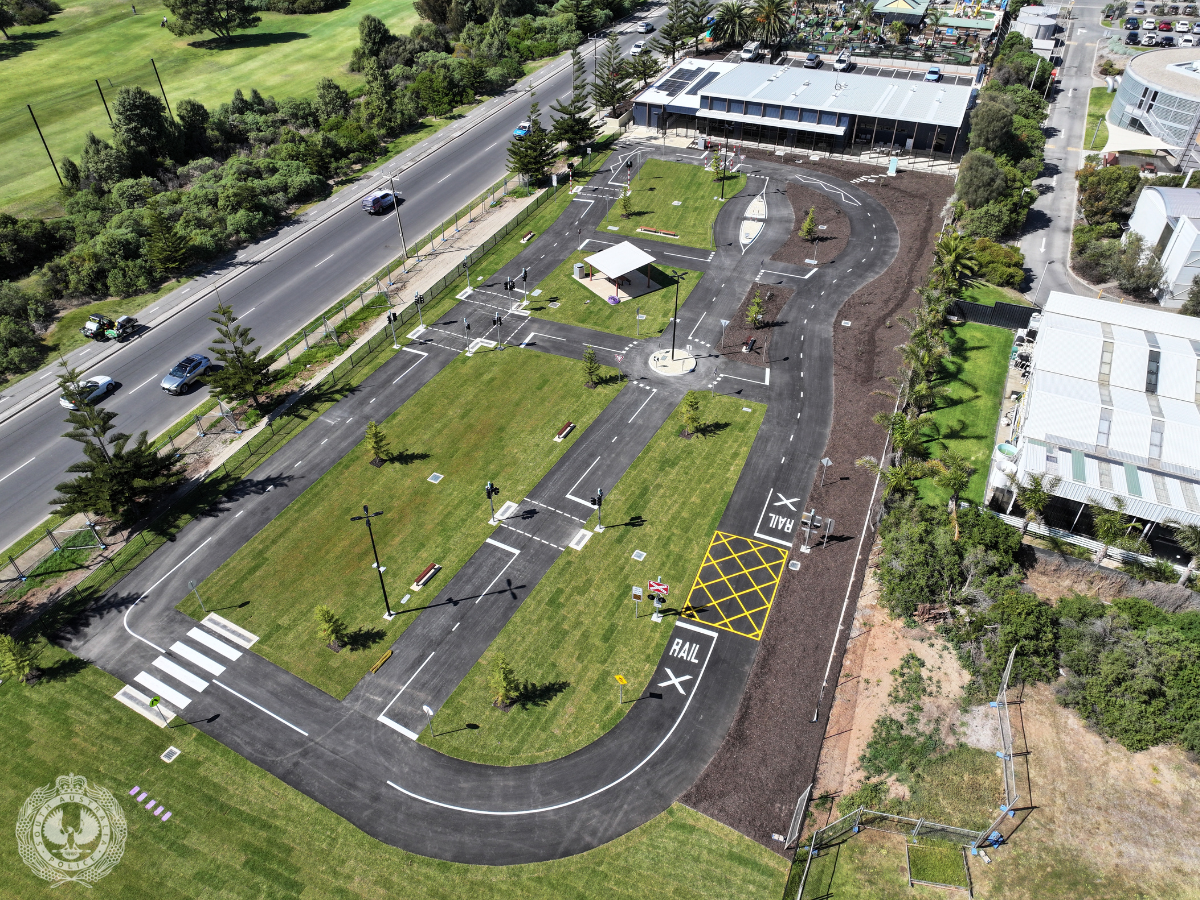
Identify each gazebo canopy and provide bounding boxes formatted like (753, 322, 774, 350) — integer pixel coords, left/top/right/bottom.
(584, 241, 656, 280)
(1100, 121, 1174, 154)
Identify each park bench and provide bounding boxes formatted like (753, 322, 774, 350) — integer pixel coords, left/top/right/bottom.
(411, 562, 441, 591)
(554, 422, 575, 442)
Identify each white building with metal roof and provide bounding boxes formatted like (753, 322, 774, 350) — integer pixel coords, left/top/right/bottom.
(631, 59, 973, 158)
(1126, 185, 1200, 308)
(991, 292, 1200, 543)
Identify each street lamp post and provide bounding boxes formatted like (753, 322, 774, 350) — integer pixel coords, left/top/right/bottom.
(669, 270, 684, 361)
(386, 176, 409, 275)
(350, 505, 393, 619)
(1031, 259, 1053, 306)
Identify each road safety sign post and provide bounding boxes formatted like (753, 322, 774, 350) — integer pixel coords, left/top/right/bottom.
(649, 579, 668, 623)
(632, 585, 643, 618)
(615, 674, 627, 704)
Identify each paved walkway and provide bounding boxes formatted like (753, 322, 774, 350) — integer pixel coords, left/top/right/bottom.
(59, 140, 899, 864)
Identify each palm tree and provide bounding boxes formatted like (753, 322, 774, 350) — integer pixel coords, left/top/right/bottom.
(712, 1, 753, 47)
(925, 7, 944, 40)
(933, 232, 979, 294)
(752, 0, 791, 55)
(1166, 520, 1200, 587)
(872, 409, 933, 460)
(1007, 472, 1061, 537)
(928, 449, 975, 539)
(907, 378, 948, 417)
(888, 19, 908, 45)
(1088, 495, 1149, 568)
(856, 456, 929, 499)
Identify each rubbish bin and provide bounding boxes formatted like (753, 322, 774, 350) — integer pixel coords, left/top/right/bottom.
(574, 262, 584, 279)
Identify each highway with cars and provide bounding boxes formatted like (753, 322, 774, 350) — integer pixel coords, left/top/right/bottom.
(0, 7, 669, 551)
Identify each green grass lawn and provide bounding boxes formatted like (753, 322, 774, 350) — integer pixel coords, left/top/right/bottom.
(527, 250, 701, 339)
(424, 393, 765, 766)
(919, 323, 1012, 508)
(907, 841, 969, 887)
(1086, 87, 1115, 154)
(0, 642, 791, 900)
(0, 0, 421, 216)
(961, 281, 1032, 308)
(599, 158, 746, 249)
(182, 349, 621, 698)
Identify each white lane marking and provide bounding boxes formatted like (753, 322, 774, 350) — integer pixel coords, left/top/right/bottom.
(378, 715, 420, 739)
(0, 457, 35, 483)
(293, 460, 303, 468)
(213, 680, 309, 736)
(153, 656, 208, 692)
(662, 251, 710, 262)
(687, 312, 707, 340)
(566, 456, 602, 507)
(393, 348, 428, 383)
(242, 307, 256, 316)
(437, 173, 452, 183)
(314, 253, 335, 267)
(379, 652, 436, 718)
(171, 641, 225, 676)
(387, 628, 718, 815)
(628, 389, 657, 423)
(122, 537, 215, 653)
(187, 627, 242, 661)
(657, 667, 693, 694)
(234, 510, 243, 518)
(676, 619, 718, 637)
(128, 376, 156, 394)
(485, 537, 520, 555)
(134, 672, 190, 709)
(452, 622, 459, 631)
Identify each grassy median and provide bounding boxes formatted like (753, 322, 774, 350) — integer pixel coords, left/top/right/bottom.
(182, 349, 620, 698)
(424, 392, 765, 765)
(600, 158, 746, 249)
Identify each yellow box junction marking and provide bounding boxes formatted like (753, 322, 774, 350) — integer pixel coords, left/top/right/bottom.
(681, 531, 787, 640)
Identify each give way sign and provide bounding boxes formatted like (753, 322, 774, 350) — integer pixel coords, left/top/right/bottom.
(648, 580, 669, 596)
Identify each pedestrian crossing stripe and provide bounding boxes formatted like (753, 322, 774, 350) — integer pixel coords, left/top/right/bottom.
(680, 531, 787, 641)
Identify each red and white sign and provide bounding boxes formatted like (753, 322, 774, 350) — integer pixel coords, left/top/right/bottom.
(648, 580, 669, 596)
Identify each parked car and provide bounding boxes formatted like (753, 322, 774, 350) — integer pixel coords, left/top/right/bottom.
(740, 40, 762, 60)
(1182, 33, 1196, 44)
(1185, 4, 1197, 16)
(1169, 3, 1180, 13)
(803, 51, 821, 68)
(1161, 33, 1177, 44)
(1159, 19, 1174, 29)
(636, 20, 654, 32)
(105, 315, 139, 342)
(1125, 15, 1140, 26)
(924, 65, 942, 82)
(1176, 18, 1190, 29)
(1142, 31, 1159, 43)
(1126, 30, 1141, 42)
(160, 354, 211, 395)
(1144, 16, 1157, 26)
(512, 120, 531, 138)
(833, 50, 853, 70)
(59, 376, 116, 410)
(80, 313, 115, 341)
(361, 191, 394, 214)
(629, 40, 650, 55)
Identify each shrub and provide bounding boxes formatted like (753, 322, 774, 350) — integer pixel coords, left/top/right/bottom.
(973, 238, 1025, 287)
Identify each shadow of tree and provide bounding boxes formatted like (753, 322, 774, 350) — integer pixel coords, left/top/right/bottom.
(388, 449, 431, 466)
(189, 31, 310, 50)
(696, 420, 731, 438)
(35, 654, 90, 683)
(514, 679, 570, 709)
(344, 626, 386, 652)
(0, 29, 60, 61)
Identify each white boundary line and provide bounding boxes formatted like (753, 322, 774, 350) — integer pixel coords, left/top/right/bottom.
(379, 652, 436, 720)
(387, 628, 718, 815)
(213, 680, 309, 736)
(566, 456, 602, 507)
(484, 537, 520, 555)
(628, 389, 657, 423)
(122, 537, 214, 654)
(752, 489, 796, 548)
(0, 457, 35, 483)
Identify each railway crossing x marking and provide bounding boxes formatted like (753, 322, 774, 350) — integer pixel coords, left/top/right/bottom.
(657, 668, 693, 695)
(773, 493, 801, 511)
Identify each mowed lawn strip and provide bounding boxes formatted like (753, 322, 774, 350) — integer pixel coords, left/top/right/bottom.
(184, 350, 620, 698)
(961, 281, 1032, 308)
(599, 158, 747, 249)
(528, 250, 700, 339)
(0, 644, 791, 900)
(425, 393, 765, 766)
(919, 323, 1011, 507)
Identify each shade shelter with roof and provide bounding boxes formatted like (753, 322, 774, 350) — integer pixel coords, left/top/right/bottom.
(580, 241, 661, 302)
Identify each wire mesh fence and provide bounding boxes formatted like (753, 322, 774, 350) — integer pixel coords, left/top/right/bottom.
(0, 518, 109, 601)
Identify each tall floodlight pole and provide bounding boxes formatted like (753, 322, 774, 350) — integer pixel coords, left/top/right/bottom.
(669, 270, 684, 361)
(350, 505, 392, 618)
(387, 176, 410, 273)
(27, 106, 62, 186)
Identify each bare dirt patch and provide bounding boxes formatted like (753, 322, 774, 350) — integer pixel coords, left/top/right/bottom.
(771, 181, 850, 267)
(717, 282, 793, 367)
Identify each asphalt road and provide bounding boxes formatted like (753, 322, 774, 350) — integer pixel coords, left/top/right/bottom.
(0, 10, 669, 552)
(1019, 0, 1107, 305)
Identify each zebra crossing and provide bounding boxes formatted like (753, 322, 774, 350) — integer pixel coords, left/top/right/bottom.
(115, 618, 255, 727)
(849, 174, 878, 184)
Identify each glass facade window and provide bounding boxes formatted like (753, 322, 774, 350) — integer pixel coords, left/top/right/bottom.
(801, 108, 818, 123)
(783, 107, 799, 120)
(730, 99, 744, 114)
(710, 97, 726, 111)
(746, 101, 762, 116)
(764, 104, 780, 118)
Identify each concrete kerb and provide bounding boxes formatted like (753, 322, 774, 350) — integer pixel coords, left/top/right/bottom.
(0, 51, 581, 430)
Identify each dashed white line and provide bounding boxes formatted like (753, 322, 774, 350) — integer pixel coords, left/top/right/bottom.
(0, 457, 35, 483)
(314, 253, 335, 267)
(128, 376, 156, 394)
(293, 460, 303, 467)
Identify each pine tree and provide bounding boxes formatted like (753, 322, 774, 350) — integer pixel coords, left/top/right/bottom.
(488, 652, 520, 706)
(207, 302, 272, 412)
(0, 635, 40, 685)
(800, 206, 818, 243)
(365, 420, 389, 464)
(619, 186, 635, 218)
(314, 605, 349, 649)
(506, 101, 556, 185)
(582, 346, 600, 387)
(686, 0, 715, 53)
(628, 52, 663, 87)
(145, 203, 190, 276)
(559, 0, 596, 36)
(592, 35, 633, 115)
(58, 361, 117, 464)
(655, 0, 690, 63)
(551, 50, 600, 151)
(680, 392, 703, 437)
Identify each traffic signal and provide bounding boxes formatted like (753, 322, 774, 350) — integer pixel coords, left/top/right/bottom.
(485, 481, 500, 499)
(521, 267, 529, 282)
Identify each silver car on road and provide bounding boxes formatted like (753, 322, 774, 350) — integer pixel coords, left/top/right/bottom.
(161, 354, 211, 395)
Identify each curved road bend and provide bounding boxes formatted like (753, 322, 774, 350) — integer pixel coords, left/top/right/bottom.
(0, 13, 668, 551)
(61, 150, 898, 863)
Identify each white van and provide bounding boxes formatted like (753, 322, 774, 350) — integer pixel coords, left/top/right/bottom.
(740, 40, 762, 61)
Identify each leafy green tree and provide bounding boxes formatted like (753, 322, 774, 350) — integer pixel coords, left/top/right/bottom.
(0, 635, 39, 685)
(956, 151, 1009, 209)
(855, 456, 929, 501)
(506, 102, 556, 184)
(1089, 495, 1149, 567)
(1076, 162, 1143, 225)
(551, 50, 599, 150)
(712, 0, 754, 47)
(206, 302, 271, 412)
(314, 605, 349, 649)
(357, 13, 394, 59)
(488, 652, 520, 705)
(163, 0, 262, 41)
(619, 186, 635, 218)
(927, 448, 974, 539)
(680, 392, 703, 436)
(111, 86, 172, 167)
(969, 101, 1014, 155)
(581, 345, 600, 388)
(1116, 232, 1165, 299)
(1183, 275, 1200, 317)
(315, 77, 352, 122)
(685, 0, 714, 53)
(359, 58, 396, 129)
(799, 206, 817, 243)
(557, 0, 595, 35)
(745, 289, 763, 328)
(628, 51, 663, 87)
(0, 6, 15, 39)
(145, 203, 190, 276)
(365, 420, 389, 463)
(1006, 471, 1061, 536)
(592, 34, 633, 114)
(1166, 521, 1200, 587)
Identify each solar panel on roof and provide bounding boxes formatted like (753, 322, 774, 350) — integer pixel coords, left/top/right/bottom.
(654, 67, 704, 96)
(685, 70, 722, 94)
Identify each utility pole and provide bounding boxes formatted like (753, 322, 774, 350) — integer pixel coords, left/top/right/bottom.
(27, 106, 62, 186)
(96, 80, 113, 123)
(387, 176, 409, 273)
(151, 58, 174, 120)
(669, 270, 684, 361)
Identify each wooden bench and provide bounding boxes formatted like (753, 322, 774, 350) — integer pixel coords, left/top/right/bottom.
(411, 562, 441, 591)
(554, 422, 575, 443)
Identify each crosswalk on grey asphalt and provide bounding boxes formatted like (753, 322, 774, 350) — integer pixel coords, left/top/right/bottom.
(118, 623, 246, 718)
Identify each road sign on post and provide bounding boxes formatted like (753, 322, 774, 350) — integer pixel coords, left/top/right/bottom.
(648, 580, 668, 596)
(615, 674, 627, 703)
(632, 585, 643, 618)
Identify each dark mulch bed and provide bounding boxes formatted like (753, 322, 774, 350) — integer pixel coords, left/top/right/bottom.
(717, 282, 793, 368)
(771, 182, 851, 267)
(680, 152, 954, 854)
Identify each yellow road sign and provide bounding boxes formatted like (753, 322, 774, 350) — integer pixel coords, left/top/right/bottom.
(614, 675, 627, 685)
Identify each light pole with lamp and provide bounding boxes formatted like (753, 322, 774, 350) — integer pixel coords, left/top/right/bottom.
(350, 505, 393, 619)
(1031, 259, 1053, 306)
(669, 269, 685, 360)
(386, 176, 409, 276)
